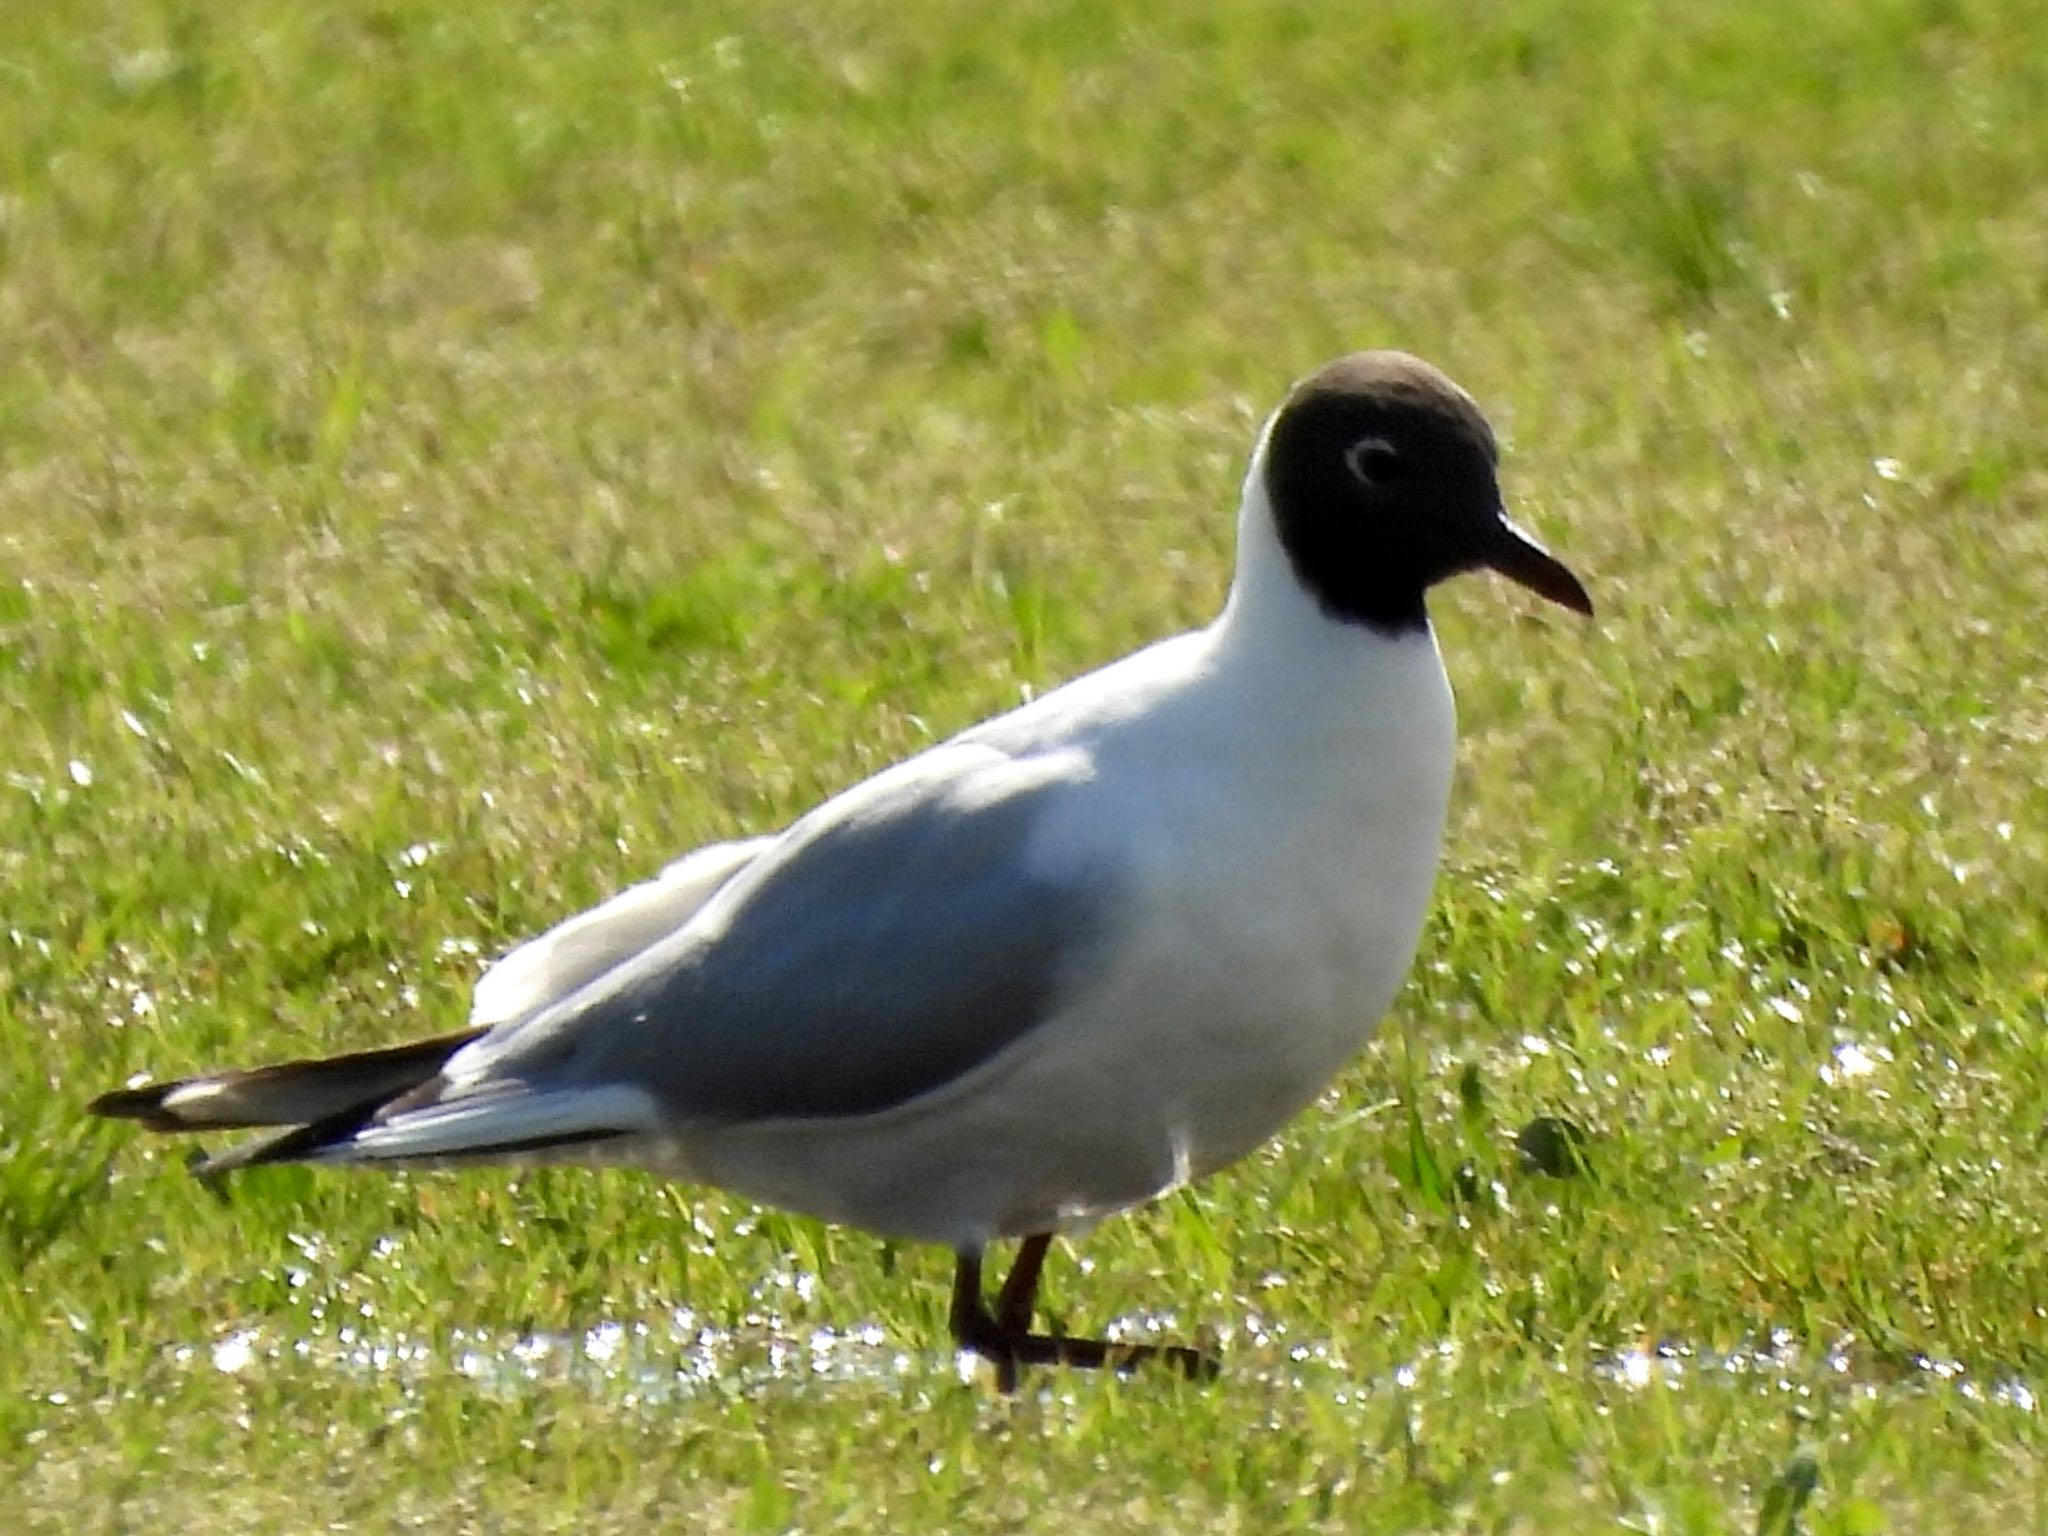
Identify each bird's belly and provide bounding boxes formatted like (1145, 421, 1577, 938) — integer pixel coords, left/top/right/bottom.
(1077, 900, 1423, 1181)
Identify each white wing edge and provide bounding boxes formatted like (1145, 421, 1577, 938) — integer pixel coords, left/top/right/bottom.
(468, 835, 776, 1029)
(336, 1084, 662, 1161)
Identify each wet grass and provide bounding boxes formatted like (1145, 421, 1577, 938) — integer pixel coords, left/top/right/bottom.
(5, 0, 2047, 1529)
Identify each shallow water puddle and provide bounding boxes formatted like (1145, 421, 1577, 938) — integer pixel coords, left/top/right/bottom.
(166, 1309, 2041, 1418)
(1588, 1331, 2038, 1412)
(125, 1236, 2042, 1414)
(188, 1307, 916, 1404)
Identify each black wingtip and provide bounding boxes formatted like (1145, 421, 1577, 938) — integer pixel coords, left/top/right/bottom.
(87, 1027, 488, 1136)
(86, 1080, 371, 1175)
(87, 1082, 184, 1131)
(194, 1093, 395, 1177)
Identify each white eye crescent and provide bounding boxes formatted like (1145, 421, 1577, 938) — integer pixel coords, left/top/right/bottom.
(1346, 436, 1401, 485)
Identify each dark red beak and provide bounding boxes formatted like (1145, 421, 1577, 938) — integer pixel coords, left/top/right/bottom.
(1483, 513, 1593, 616)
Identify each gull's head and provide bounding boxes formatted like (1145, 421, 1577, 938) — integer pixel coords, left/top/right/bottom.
(1256, 350, 1593, 634)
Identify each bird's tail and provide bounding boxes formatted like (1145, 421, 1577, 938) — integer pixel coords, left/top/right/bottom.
(88, 1028, 485, 1174)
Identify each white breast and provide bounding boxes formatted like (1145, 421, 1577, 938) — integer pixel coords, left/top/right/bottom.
(1025, 619, 1458, 1190)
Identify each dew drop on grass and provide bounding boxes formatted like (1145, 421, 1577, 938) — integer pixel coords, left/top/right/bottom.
(1616, 1348, 1653, 1388)
(1820, 1040, 1884, 1087)
(584, 1321, 625, 1365)
(212, 1330, 259, 1374)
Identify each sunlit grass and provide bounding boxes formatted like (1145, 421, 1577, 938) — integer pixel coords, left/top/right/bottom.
(5, 0, 2046, 1530)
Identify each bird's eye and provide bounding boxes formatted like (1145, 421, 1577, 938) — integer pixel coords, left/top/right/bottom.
(1345, 436, 1402, 485)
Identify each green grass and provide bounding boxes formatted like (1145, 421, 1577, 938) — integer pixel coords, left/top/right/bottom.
(5, 0, 2047, 1529)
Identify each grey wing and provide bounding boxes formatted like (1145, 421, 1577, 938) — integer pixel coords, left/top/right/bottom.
(444, 745, 1119, 1125)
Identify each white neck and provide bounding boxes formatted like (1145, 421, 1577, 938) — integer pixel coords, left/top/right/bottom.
(1211, 436, 1418, 664)
(1197, 438, 1456, 777)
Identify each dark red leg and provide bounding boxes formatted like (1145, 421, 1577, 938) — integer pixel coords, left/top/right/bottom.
(995, 1232, 1052, 1336)
(948, 1237, 1218, 1394)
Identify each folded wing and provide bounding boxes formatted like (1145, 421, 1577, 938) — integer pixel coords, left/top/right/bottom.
(343, 743, 1117, 1161)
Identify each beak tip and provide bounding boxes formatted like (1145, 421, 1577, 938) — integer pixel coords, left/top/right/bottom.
(1536, 577, 1595, 620)
(1488, 513, 1592, 620)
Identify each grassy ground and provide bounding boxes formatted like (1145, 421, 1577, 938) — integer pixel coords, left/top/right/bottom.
(5, 0, 2046, 1529)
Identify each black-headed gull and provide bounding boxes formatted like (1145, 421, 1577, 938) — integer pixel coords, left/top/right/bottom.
(93, 351, 1592, 1390)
